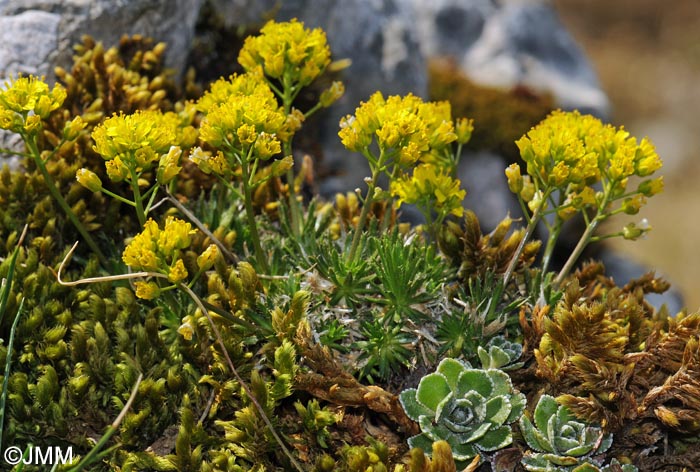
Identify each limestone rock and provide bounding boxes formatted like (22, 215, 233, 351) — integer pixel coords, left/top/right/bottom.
(0, 0, 204, 80)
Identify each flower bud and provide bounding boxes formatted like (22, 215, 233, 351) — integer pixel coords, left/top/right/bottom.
(197, 244, 218, 271)
(520, 176, 535, 202)
(320, 81, 345, 108)
(528, 190, 544, 213)
(63, 116, 87, 141)
(76, 168, 103, 192)
(134, 281, 161, 300)
(637, 177, 664, 197)
(455, 117, 474, 145)
(157, 145, 182, 185)
(622, 195, 645, 215)
(505, 163, 523, 194)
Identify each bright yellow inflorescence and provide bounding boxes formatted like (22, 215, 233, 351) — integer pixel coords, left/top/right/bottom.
(238, 18, 331, 87)
(122, 216, 196, 292)
(511, 110, 663, 215)
(0, 75, 66, 135)
(391, 163, 466, 219)
(195, 72, 295, 171)
(90, 109, 196, 184)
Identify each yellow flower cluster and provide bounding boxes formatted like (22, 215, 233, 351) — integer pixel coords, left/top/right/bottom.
(0, 75, 66, 135)
(391, 163, 466, 219)
(514, 110, 663, 195)
(122, 216, 196, 295)
(91, 110, 195, 182)
(196, 72, 296, 171)
(238, 19, 331, 87)
(339, 92, 471, 167)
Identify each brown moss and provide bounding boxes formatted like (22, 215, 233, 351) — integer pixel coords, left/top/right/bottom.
(428, 58, 554, 162)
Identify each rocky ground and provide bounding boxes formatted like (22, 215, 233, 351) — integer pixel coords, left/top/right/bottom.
(555, 0, 700, 311)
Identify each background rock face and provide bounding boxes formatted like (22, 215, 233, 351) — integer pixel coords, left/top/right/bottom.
(0, 0, 204, 81)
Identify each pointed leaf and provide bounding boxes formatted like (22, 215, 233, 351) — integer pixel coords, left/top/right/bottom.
(417, 373, 451, 411)
(400, 388, 433, 422)
(476, 425, 513, 451)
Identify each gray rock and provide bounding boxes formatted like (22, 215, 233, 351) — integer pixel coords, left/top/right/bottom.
(0, 0, 204, 81)
(407, 0, 609, 118)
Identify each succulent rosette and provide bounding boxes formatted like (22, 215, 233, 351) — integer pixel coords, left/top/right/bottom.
(400, 358, 526, 467)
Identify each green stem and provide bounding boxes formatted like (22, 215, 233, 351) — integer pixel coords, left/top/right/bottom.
(26, 136, 108, 267)
(540, 215, 563, 276)
(240, 154, 270, 274)
(554, 184, 613, 287)
(347, 160, 382, 263)
(100, 188, 136, 207)
(0, 297, 24, 452)
(502, 193, 548, 289)
(128, 165, 147, 227)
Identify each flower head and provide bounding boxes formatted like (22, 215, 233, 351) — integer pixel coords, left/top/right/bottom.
(391, 163, 466, 219)
(238, 19, 331, 87)
(0, 76, 65, 134)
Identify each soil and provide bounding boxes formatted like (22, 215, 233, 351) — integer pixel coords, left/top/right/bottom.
(555, 0, 700, 311)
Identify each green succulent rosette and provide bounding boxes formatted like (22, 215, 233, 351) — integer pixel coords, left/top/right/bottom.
(400, 358, 526, 467)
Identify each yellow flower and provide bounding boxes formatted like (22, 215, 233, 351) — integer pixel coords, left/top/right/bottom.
(122, 219, 161, 271)
(197, 244, 218, 271)
(92, 110, 179, 162)
(238, 19, 331, 87)
(319, 81, 345, 108)
(76, 168, 103, 192)
(0, 75, 65, 117)
(63, 116, 87, 141)
(134, 281, 161, 300)
(123, 217, 196, 284)
(158, 216, 195, 253)
(157, 146, 182, 185)
(455, 117, 474, 145)
(168, 259, 188, 283)
(105, 156, 130, 182)
(197, 73, 287, 152)
(637, 177, 663, 197)
(23, 114, 42, 135)
(391, 163, 466, 218)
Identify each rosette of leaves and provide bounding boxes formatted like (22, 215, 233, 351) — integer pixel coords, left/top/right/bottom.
(400, 358, 526, 467)
(478, 335, 524, 371)
(519, 395, 626, 471)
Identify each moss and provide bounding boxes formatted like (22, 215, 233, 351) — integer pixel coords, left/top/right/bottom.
(428, 58, 554, 162)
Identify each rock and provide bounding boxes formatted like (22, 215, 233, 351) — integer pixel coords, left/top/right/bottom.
(0, 0, 204, 81)
(408, 0, 610, 118)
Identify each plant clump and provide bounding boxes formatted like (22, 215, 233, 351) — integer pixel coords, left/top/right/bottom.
(0, 18, 697, 472)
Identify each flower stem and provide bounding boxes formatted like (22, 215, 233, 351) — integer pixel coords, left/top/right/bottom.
(347, 162, 381, 263)
(128, 165, 147, 227)
(240, 155, 270, 274)
(26, 136, 108, 266)
(554, 184, 612, 287)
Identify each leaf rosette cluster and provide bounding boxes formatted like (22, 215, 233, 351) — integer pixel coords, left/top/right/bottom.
(400, 358, 526, 467)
